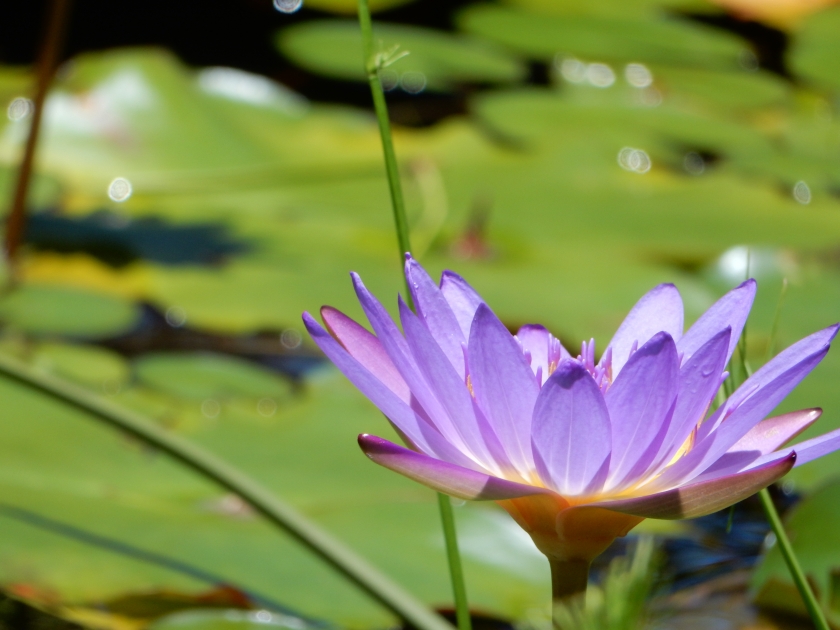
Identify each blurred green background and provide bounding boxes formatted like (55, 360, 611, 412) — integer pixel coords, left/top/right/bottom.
(2, 0, 840, 627)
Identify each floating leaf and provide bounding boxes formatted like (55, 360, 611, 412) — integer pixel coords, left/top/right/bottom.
(277, 20, 526, 91)
(458, 5, 750, 69)
(133, 353, 293, 401)
(0, 284, 140, 338)
(789, 6, 840, 92)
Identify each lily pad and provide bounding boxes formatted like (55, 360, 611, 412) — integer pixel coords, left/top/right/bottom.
(133, 353, 293, 401)
(277, 20, 526, 91)
(458, 5, 750, 69)
(788, 6, 840, 92)
(0, 284, 140, 338)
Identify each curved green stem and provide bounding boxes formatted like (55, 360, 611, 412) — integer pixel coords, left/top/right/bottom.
(357, 0, 410, 263)
(758, 489, 830, 630)
(356, 2, 470, 629)
(0, 352, 452, 630)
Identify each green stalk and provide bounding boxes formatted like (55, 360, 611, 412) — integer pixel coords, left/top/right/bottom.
(0, 353, 453, 630)
(732, 266, 828, 630)
(356, 2, 470, 628)
(438, 494, 471, 630)
(757, 489, 830, 630)
(357, 0, 410, 262)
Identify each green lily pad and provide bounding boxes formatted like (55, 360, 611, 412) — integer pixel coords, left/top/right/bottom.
(457, 5, 750, 69)
(0, 284, 140, 338)
(33, 342, 130, 390)
(277, 20, 526, 91)
(789, 6, 840, 93)
(133, 353, 293, 401)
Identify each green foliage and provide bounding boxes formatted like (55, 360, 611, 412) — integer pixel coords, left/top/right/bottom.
(277, 20, 526, 91)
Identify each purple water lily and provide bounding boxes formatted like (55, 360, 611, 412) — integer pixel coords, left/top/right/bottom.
(303, 254, 840, 598)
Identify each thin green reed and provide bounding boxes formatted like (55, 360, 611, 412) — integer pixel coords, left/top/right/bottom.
(733, 262, 829, 630)
(356, 3, 472, 630)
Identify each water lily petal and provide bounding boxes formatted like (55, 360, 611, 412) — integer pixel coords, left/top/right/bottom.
(405, 255, 467, 377)
(351, 273, 471, 453)
(699, 324, 839, 441)
(468, 304, 540, 475)
(730, 408, 822, 455)
(678, 279, 755, 364)
(359, 434, 545, 500)
(532, 361, 611, 495)
(657, 342, 832, 487)
(516, 324, 570, 384)
(606, 332, 679, 487)
(652, 328, 731, 471)
(604, 284, 683, 375)
(400, 298, 499, 470)
(440, 269, 485, 339)
(597, 451, 795, 519)
(790, 426, 840, 467)
(321, 306, 410, 402)
(303, 312, 475, 468)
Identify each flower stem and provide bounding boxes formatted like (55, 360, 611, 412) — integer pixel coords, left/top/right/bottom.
(357, 0, 411, 264)
(0, 352, 454, 630)
(4, 0, 72, 284)
(356, 1, 470, 629)
(758, 489, 829, 629)
(438, 493, 472, 630)
(548, 558, 589, 627)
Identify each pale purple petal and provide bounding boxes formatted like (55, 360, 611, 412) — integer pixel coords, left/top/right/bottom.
(790, 426, 840, 467)
(604, 284, 684, 375)
(321, 306, 410, 402)
(605, 332, 679, 487)
(359, 434, 546, 500)
(400, 298, 499, 471)
(516, 324, 571, 384)
(651, 328, 731, 472)
(531, 361, 611, 495)
(440, 270, 485, 339)
(730, 408, 822, 455)
(351, 273, 470, 453)
(699, 324, 839, 440)
(655, 342, 832, 488)
(468, 304, 540, 475)
(405, 255, 467, 377)
(678, 279, 755, 364)
(596, 452, 795, 519)
(303, 312, 475, 468)
(743, 425, 840, 470)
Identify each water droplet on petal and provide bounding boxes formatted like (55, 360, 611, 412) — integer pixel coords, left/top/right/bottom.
(273, 0, 302, 13)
